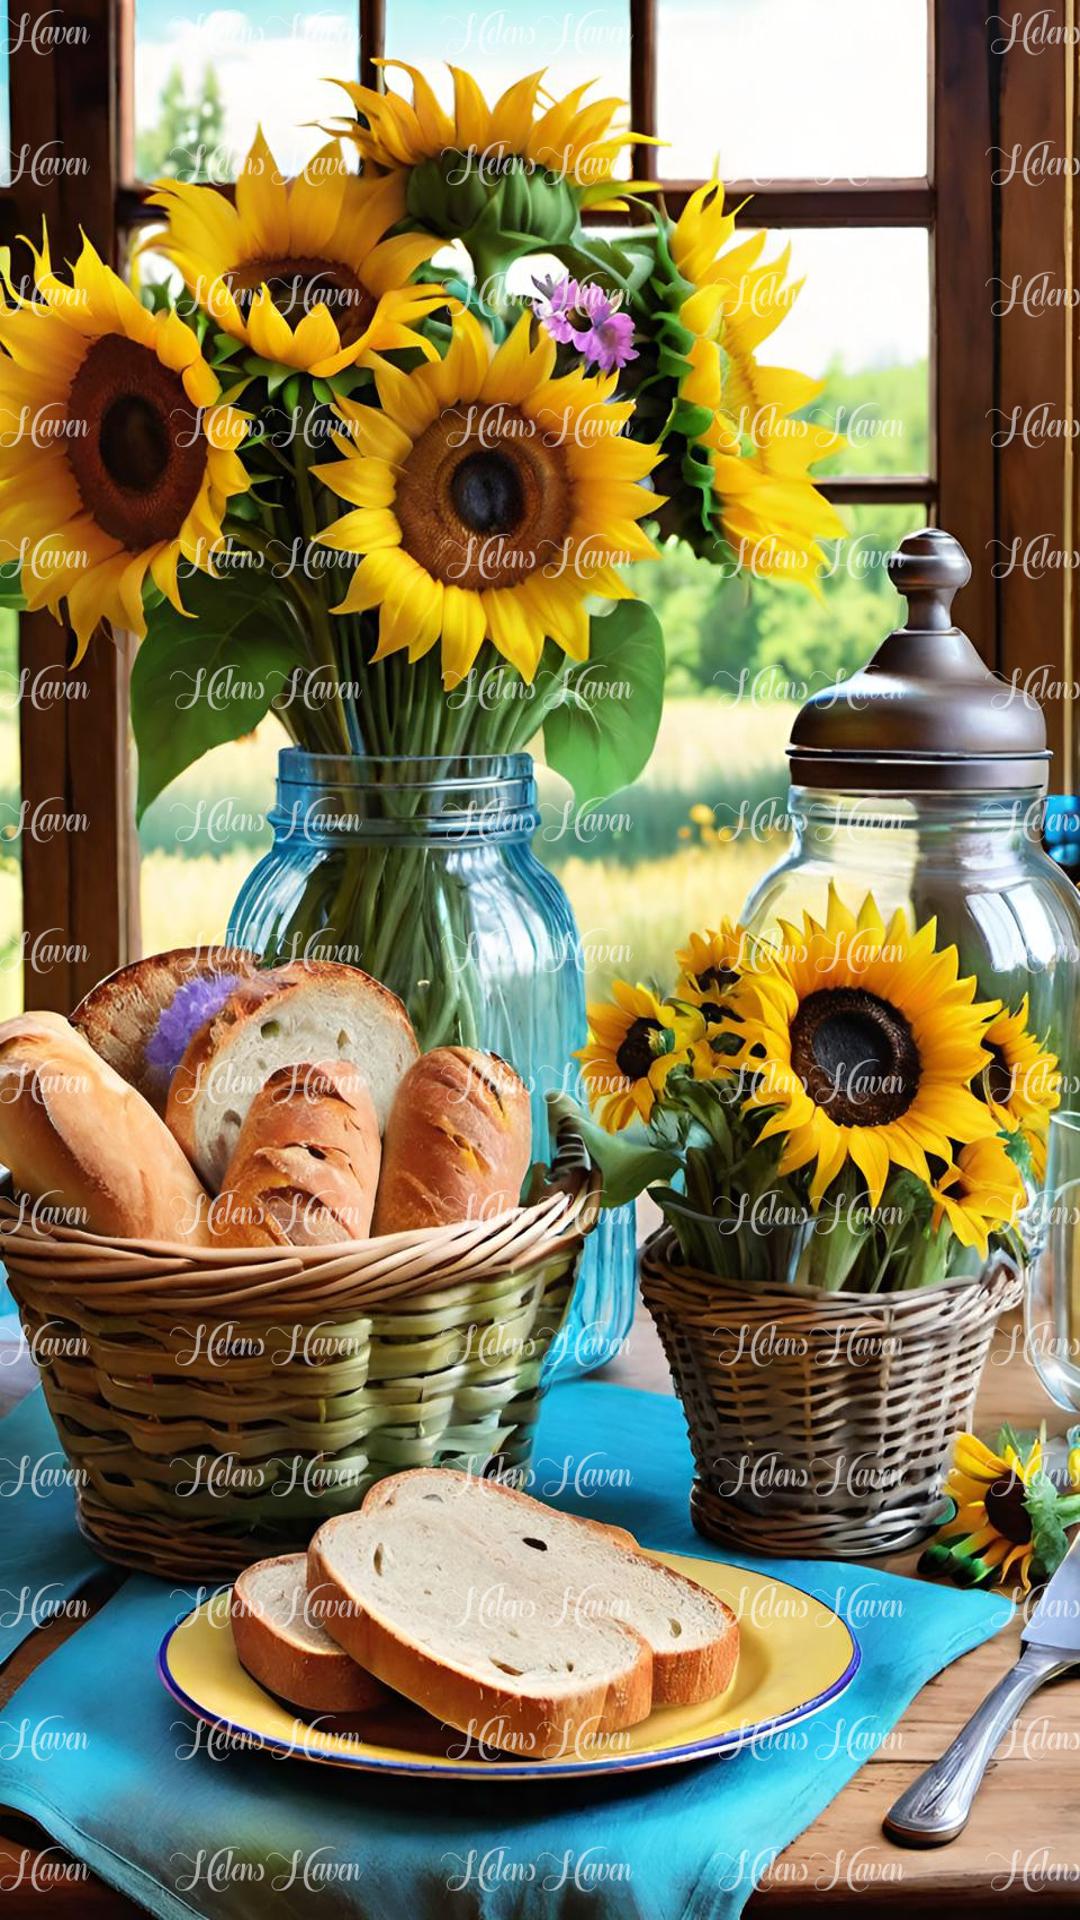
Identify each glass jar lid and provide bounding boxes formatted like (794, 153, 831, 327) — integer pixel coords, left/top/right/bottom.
(787, 527, 1050, 792)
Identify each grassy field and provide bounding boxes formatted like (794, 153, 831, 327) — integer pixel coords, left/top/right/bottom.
(0, 695, 795, 1012)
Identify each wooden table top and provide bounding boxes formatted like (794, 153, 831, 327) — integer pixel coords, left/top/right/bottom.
(1, 1303, 1078, 1917)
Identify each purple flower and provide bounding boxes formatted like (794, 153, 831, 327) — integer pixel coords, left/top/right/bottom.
(145, 972, 246, 1086)
(532, 274, 638, 374)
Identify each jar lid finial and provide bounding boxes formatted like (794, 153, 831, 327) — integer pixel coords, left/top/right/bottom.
(786, 526, 1049, 793)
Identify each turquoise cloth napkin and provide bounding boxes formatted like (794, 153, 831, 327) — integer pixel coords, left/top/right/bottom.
(0, 1387, 102, 1664)
(0, 1382, 1011, 1920)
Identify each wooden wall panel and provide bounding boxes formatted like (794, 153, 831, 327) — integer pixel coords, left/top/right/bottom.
(3, 0, 139, 1008)
(933, 0, 998, 664)
(996, 2, 1072, 781)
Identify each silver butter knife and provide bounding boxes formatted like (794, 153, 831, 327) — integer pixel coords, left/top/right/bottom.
(884, 1536, 1080, 1845)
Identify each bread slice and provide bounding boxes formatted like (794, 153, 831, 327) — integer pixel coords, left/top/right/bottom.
(230, 1553, 388, 1714)
(72, 946, 260, 1115)
(166, 962, 419, 1190)
(308, 1470, 739, 1759)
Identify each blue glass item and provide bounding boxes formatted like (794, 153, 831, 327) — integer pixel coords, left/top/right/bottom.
(227, 750, 634, 1377)
(1043, 793, 1080, 884)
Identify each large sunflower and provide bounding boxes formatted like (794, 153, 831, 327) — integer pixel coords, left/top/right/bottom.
(0, 232, 249, 659)
(315, 309, 661, 685)
(630, 180, 845, 587)
(147, 132, 447, 377)
(327, 62, 652, 211)
(578, 983, 702, 1133)
(727, 886, 999, 1208)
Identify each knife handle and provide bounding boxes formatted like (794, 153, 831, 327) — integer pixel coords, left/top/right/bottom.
(883, 1643, 1074, 1846)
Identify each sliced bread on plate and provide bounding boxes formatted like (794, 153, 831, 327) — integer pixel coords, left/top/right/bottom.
(308, 1470, 739, 1758)
(230, 1553, 388, 1714)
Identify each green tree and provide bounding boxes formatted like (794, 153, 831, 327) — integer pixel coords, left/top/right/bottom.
(194, 66, 226, 169)
(135, 65, 225, 182)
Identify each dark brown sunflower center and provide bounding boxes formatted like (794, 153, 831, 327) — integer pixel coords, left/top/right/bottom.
(450, 449, 525, 535)
(615, 1017, 662, 1083)
(395, 413, 571, 590)
(100, 394, 169, 490)
(789, 987, 920, 1127)
(65, 335, 206, 550)
(984, 1474, 1031, 1544)
(225, 256, 376, 346)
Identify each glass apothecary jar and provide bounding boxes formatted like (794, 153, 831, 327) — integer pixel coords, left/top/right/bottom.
(227, 749, 634, 1379)
(743, 527, 1080, 1229)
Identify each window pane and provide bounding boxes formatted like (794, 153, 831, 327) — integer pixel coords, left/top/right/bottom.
(748, 227, 930, 476)
(658, 0, 928, 180)
(537, 503, 930, 999)
(0, 28, 9, 189)
(385, 1, 631, 107)
(138, 719, 283, 952)
(133, 3, 359, 180)
(0, 611, 23, 1017)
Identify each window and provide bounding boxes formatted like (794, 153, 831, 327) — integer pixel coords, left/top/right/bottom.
(0, 1, 1073, 1006)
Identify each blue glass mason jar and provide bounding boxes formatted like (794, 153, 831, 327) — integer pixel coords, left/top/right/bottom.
(227, 748, 634, 1377)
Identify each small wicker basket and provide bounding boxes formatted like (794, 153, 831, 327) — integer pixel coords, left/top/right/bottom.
(0, 1114, 598, 1579)
(640, 1226, 1023, 1558)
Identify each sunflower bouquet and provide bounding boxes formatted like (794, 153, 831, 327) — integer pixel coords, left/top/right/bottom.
(0, 62, 840, 816)
(574, 886, 1060, 1292)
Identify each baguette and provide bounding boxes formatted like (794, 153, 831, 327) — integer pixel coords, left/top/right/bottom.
(211, 1061, 382, 1247)
(372, 1048, 531, 1234)
(308, 1469, 739, 1759)
(72, 945, 260, 1115)
(166, 961, 418, 1190)
(231, 1553, 388, 1713)
(0, 1011, 211, 1243)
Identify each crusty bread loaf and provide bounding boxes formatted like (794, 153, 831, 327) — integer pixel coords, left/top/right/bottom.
(372, 1048, 531, 1234)
(211, 1061, 381, 1247)
(72, 946, 259, 1115)
(231, 1553, 388, 1713)
(166, 961, 418, 1190)
(0, 1011, 211, 1243)
(308, 1469, 739, 1759)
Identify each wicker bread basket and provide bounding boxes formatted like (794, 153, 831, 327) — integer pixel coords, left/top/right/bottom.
(0, 1112, 599, 1578)
(640, 1226, 1024, 1558)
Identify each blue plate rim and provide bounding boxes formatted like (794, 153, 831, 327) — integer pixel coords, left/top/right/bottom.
(157, 1566, 862, 1782)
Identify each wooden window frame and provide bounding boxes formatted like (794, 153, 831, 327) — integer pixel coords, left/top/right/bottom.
(1, 0, 1073, 1009)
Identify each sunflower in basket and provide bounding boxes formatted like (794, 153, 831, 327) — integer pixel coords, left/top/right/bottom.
(722, 885, 999, 1209)
(978, 997, 1060, 1181)
(577, 984, 707, 1132)
(575, 886, 1053, 1293)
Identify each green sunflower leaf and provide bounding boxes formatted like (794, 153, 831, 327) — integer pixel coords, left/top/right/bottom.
(548, 1092, 679, 1209)
(544, 599, 665, 804)
(131, 568, 299, 823)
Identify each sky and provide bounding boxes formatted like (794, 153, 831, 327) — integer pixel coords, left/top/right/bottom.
(127, 0, 929, 373)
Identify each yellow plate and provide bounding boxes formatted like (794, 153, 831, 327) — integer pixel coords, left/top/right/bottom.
(158, 1552, 859, 1782)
